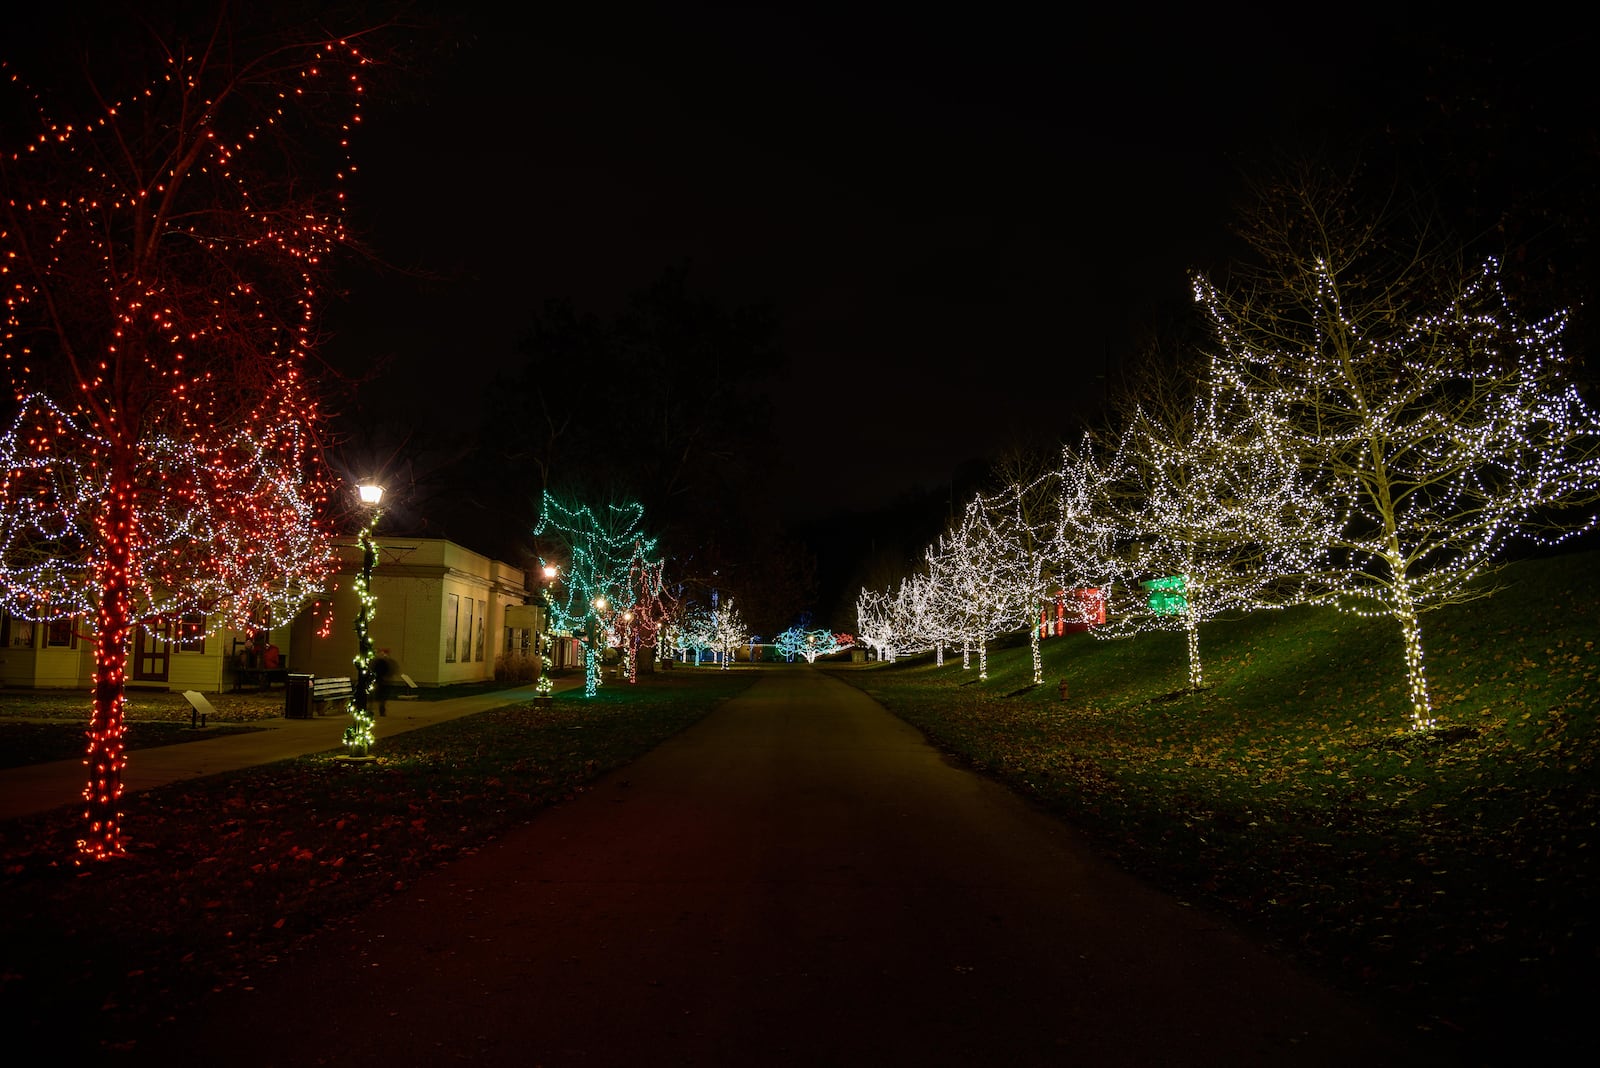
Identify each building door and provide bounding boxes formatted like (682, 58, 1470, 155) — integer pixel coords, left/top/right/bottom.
(133, 619, 171, 682)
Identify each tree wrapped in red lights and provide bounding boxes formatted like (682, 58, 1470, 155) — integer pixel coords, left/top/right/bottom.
(617, 539, 675, 682)
(0, 7, 392, 860)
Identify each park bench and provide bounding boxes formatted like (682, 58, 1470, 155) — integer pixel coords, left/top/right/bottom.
(311, 675, 354, 715)
(232, 666, 289, 692)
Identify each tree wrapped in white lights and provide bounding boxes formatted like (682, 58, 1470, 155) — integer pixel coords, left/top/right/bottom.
(921, 523, 990, 672)
(712, 598, 748, 669)
(974, 463, 1063, 686)
(1196, 177, 1600, 728)
(932, 494, 1025, 680)
(884, 572, 945, 663)
(1074, 373, 1338, 693)
(1051, 436, 1124, 628)
(670, 603, 714, 665)
(854, 588, 898, 663)
(896, 570, 951, 666)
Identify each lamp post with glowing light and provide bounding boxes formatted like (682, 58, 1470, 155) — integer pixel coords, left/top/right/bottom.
(342, 481, 383, 757)
(536, 564, 558, 699)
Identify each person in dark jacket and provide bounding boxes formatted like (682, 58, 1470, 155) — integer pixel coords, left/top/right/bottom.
(372, 649, 399, 716)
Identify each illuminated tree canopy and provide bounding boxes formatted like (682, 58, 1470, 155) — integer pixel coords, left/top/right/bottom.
(774, 625, 852, 663)
(0, 7, 393, 859)
(1070, 368, 1337, 692)
(1197, 173, 1600, 728)
(534, 493, 663, 695)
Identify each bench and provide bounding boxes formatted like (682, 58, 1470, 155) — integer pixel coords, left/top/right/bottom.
(232, 666, 289, 692)
(311, 675, 354, 715)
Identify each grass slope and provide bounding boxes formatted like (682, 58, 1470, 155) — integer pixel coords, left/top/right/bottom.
(825, 548, 1600, 1065)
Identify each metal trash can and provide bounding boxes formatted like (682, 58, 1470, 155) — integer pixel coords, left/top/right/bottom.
(285, 673, 313, 719)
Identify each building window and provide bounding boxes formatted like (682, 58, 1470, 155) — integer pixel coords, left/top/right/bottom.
(5, 614, 34, 649)
(46, 617, 79, 649)
(174, 613, 206, 652)
(475, 600, 486, 661)
(444, 593, 459, 663)
(462, 598, 474, 664)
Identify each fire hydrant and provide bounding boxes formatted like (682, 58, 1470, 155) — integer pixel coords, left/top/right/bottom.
(1058, 678, 1069, 701)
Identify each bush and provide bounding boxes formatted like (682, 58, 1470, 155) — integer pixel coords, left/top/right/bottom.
(493, 650, 541, 682)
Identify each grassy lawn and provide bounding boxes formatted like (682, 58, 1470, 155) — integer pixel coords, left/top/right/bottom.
(821, 548, 1600, 1064)
(0, 669, 753, 1056)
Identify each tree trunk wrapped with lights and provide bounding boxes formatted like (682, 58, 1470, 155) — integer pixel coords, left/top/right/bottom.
(534, 494, 663, 697)
(0, 7, 398, 858)
(1194, 167, 1600, 730)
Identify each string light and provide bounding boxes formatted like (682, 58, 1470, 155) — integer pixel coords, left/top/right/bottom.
(533, 494, 662, 696)
(0, 30, 371, 857)
(1196, 255, 1600, 729)
(774, 626, 852, 663)
(340, 506, 381, 757)
(1063, 385, 1339, 693)
(671, 598, 747, 667)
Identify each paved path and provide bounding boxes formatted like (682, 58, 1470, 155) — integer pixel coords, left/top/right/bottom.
(127, 668, 1433, 1067)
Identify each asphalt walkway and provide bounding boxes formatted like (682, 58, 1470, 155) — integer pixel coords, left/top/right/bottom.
(121, 667, 1435, 1067)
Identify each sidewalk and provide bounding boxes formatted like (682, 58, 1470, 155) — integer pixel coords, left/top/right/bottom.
(0, 679, 576, 823)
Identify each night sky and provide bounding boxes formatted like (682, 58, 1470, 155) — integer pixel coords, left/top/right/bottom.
(327, 3, 1526, 524)
(16, 2, 1588, 619)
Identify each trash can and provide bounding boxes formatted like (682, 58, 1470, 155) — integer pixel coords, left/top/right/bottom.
(285, 672, 313, 719)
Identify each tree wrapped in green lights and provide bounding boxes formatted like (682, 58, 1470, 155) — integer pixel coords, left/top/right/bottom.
(774, 625, 852, 663)
(533, 494, 661, 696)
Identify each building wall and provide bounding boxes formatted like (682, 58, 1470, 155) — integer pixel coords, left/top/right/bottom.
(1, 611, 289, 694)
(289, 537, 527, 690)
(0, 537, 524, 694)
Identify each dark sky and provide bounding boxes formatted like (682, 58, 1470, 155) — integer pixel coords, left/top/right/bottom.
(326, 3, 1458, 519)
(316, 0, 1600, 570)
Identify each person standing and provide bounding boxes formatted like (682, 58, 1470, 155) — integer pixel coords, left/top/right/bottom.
(372, 649, 398, 716)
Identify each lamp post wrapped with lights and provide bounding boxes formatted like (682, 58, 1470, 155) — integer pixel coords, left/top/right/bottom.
(535, 564, 557, 701)
(342, 482, 383, 758)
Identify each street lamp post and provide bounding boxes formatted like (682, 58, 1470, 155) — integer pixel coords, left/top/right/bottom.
(536, 564, 557, 700)
(343, 482, 384, 758)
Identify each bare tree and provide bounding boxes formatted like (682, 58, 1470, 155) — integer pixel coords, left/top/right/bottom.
(1196, 165, 1600, 729)
(1078, 352, 1336, 693)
